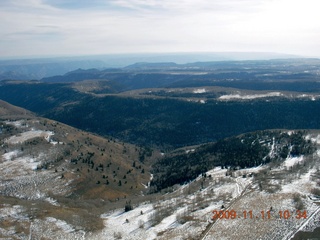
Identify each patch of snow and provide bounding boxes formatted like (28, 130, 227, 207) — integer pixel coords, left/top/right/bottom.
(5, 130, 54, 144)
(4, 120, 27, 128)
(153, 212, 178, 233)
(98, 204, 157, 240)
(206, 167, 227, 178)
(46, 217, 75, 233)
(305, 134, 320, 144)
(283, 155, 304, 168)
(2, 150, 19, 161)
(193, 88, 206, 94)
(268, 137, 276, 158)
(170, 72, 208, 75)
(287, 131, 294, 136)
(296, 94, 320, 101)
(0, 205, 26, 219)
(281, 169, 315, 194)
(44, 131, 54, 142)
(219, 92, 283, 100)
(148, 174, 154, 188)
(1, 153, 42, 172)
(185, 149, 195, 154)
(50, 140, 63, 145)
(17, 156, 40, 170)
(45, 197, 60, 206)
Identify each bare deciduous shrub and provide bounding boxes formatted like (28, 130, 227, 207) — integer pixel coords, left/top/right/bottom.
(311, 188, 320, 196)
(176, 210, 188, 224)
(138, 219, 144, 229)
(264, 182, 282, 193)
(113, 231, 122, 239)
(149, 209, 161, 227)
(293, 193, 305, 210)
(149, 204, 173, 227)
(176, 211, 194, 224)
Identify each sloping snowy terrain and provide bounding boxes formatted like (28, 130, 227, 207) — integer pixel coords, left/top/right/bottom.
(1, 115, 320, 239)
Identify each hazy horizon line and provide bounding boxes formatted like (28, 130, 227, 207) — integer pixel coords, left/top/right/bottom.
(1, 51, 315, 62)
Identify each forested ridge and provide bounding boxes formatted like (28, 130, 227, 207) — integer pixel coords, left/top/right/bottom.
(0, 82, 320, 148)
(150, 130, 316, 191)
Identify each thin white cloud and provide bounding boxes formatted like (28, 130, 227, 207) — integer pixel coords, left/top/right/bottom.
(42, 0, 111, 9)
(0, 0, 319, 58)
(112, 0, 264, 12)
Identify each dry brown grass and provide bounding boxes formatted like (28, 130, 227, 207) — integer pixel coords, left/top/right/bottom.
(1, 100, 153, 201)
(0, 100, 158, 236)
(21, 116, 153, 201)
(0, 195, 105, 232)
(0, 100, 34, 119)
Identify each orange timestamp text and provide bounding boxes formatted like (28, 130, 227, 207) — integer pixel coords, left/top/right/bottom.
(212, 209, 307, 220)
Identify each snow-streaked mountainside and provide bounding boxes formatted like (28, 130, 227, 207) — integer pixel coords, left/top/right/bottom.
(1, 100, 320, 239)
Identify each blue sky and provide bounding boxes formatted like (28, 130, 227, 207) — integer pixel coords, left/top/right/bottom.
(0, 0, 319, 58)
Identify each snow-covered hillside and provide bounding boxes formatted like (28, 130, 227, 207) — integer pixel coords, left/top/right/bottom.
(1, 116, 320, 239)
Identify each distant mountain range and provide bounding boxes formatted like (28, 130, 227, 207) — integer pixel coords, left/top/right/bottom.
(0, 52, 301, 80)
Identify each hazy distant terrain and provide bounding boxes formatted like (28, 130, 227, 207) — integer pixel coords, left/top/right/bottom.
(0, 52, 300, 81)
